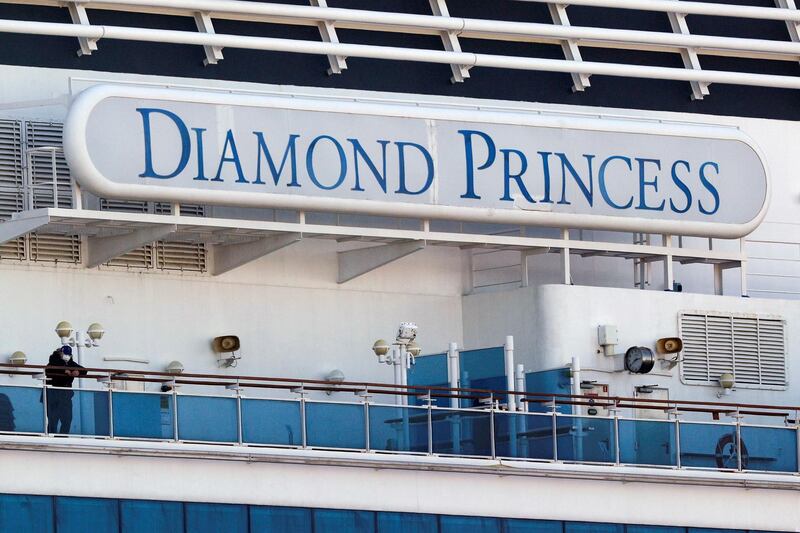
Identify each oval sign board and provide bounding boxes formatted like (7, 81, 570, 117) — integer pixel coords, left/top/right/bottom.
(64, 84, 769, 238)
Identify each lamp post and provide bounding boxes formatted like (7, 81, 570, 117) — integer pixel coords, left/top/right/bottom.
(372, 322, 421, 406)
(55, 321, 105, 371)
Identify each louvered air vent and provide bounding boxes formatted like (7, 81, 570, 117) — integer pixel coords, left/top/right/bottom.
(680, 312, 786, 389)
(0, 119, 25, 260)
(156, 241, 207, 272)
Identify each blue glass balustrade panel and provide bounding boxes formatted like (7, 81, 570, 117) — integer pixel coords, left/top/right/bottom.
(565, 523, 624, 533)
(459, 347, 506, 408)
(525, 369, 573, 414)
(250, 506, 312, 533)
(432, 408, 492, 456)
(120, 499, 183, 533)
(369, 405, 429, 453)
(306, 401, 366, 449)
(494, 412, 554, 460)
(740, 426, 798, 473)
(618, 419, 677, 466)
(625, 526, 686, 533)
(440, 515, 501, 533)
(0, 385, 44, 433)
(504, 519, 563, 532)
(408, 353, 449, 407)
(56, 497, 118, 533)
(242, 398, 302, 447)
(556, 415, 615, 463)
(113, 392, 174, 440)
(185, 503, 248, 533)
(377, 512, 438, 533)
(314, 509, 375, 533)
(46, 389, 109, 436)
(679, 423, 739, 469)
(0, 494, 54, 533)
(177, 395, 238, 443)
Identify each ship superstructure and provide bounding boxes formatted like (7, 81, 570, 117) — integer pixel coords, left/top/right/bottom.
(0, 1, 798, 531)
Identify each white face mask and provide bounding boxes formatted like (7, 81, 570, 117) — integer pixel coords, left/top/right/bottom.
(61, 354, 70, 362)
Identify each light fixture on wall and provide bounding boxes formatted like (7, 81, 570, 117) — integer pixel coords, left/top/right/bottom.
(9, 351, 26, 366)
(717, 373, 736, 397)
(166, 361, 185, 375)
(55, 321, 105, 368)
(371, 322, 420, 406)
(324, 369, 346, 395)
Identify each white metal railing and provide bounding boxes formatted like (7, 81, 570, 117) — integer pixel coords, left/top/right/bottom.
(0, 1, 799, 95)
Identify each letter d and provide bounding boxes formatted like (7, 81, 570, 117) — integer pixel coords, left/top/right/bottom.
(137, 108, 191, 179)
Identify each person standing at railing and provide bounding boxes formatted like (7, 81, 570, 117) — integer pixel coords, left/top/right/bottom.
(44, 346, 86, 434)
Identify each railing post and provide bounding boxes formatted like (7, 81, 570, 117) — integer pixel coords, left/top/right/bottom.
(172, 380, 179, 442)
(42, 383, 49, 436)
(612, 401, 620, 465)
(427, 389, 433, 455)
(299, 389, 307, 449)
(363, 396, 370, 453)
(674, 412, 682, 469)
(107, 380, 114, 439)
(795, 411, 800, 475)
(236, 384, 243, 446)
(735, 408, 743, 471)
(551, 396, 559, 462)
(489, 393, 496, 459)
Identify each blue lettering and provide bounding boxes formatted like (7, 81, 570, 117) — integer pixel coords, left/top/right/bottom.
(253, 132, 300, 187)
(306, 135, 347, 191)
(349, 139, 390, 193)
(458, 130, 496, 200)
(500, 149, 534, 203)
(669, 160, 692, 214)
(136, 107, 190, 180)
(537, 152, 554, 204)
(598, 155, 634, 210)
(636, 158, 665, 211)
(213, 130, 247, 183)
(557, 153, 595, 206)
(698, 161, 720, 215)
(192, 128, 208, 181)
(395, 142, 434, 195)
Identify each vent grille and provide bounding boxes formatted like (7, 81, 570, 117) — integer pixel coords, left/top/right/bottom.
(29, 233, 81, 264)
(156, 241, 207, 272)
(0, 119, 25, 260)
(680, 312, 786, 388)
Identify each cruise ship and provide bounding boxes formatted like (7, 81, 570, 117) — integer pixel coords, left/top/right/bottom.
(0, 0, 797, 531)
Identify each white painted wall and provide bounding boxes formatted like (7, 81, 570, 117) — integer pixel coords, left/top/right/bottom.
(463, 283, 800, 408)
(0, 440, 797, 532)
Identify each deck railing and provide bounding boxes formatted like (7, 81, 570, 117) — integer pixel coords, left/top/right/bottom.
(0, 363, 797, 474)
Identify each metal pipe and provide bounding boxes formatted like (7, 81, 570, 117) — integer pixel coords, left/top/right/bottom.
(1, 19, 800, 91)
(66, 0, 800, 56)
(516, 0, 800, 23)
(447, 342, 459, 410)
(504, 336, 516, 412)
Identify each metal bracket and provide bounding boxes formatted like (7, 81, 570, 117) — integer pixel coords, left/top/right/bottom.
(776, 0, 800, 64)
(310, 0, 348, 75)
(210, 232, 302, 276)
(429, 0, 471, 83)
(0, 216, 49, 246)
(194, 12, 224, 66)
(67, 2, 98, 57)
(338, 240, 426, 283)
(667, 5, 710, 100)
(86, 224, 177, 268)
(548, 3, 591, 92)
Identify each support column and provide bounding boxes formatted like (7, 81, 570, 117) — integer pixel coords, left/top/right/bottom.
(67, 2, 98, 57)
(429, 0, 471, 83)
(561, 229, 571, 285)
(548, 3, 591, 92)
(667, 2, 710, 99)
(310, 0, 348, 75)
(662, 234, 674, 291)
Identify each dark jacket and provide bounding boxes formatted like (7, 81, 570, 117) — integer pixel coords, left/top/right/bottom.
(45, 352, 86, 388)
